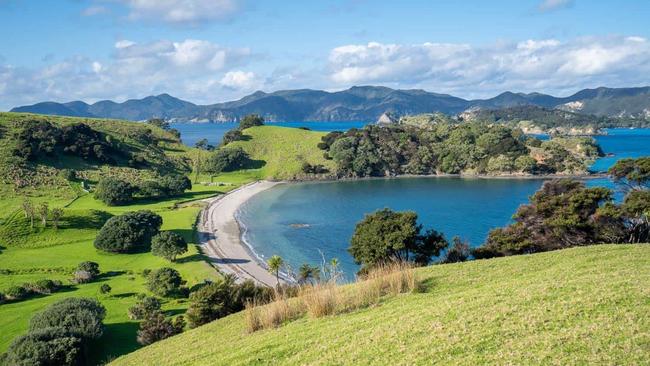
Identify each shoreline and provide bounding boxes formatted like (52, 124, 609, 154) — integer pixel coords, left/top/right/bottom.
(198, 180, 285, 287)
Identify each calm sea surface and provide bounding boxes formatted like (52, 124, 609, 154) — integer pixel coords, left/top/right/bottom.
(172, 122, 650, 277)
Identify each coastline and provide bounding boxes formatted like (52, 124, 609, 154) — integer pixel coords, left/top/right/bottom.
(198, 180, 284, 287)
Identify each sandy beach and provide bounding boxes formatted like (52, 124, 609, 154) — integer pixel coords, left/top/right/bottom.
(198, 180, 283, 287)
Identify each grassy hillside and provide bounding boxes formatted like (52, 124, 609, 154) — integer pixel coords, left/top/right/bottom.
(112, 245, 650, 365)
(226, 126, 336, 180)
(0, 113, 246, 363)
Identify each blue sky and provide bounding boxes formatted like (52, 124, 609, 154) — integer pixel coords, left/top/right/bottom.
(1, 0, 650, 109)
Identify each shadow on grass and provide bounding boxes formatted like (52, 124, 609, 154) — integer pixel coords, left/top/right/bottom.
(131, 189, 224, 206)
(91, 321, 141, 365)
(112, 292, 138, 299)
(175, 253, 204, 264)
(164, 308, 187, 317)
(60, 210, 113, 230)
(98, 270, 127, 279)
(417, 276, 438, 293)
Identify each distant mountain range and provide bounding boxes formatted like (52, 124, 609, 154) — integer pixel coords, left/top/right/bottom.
(10, 86, 650, 122)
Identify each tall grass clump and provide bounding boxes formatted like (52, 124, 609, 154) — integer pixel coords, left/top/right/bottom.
(245, 260, 419, 333)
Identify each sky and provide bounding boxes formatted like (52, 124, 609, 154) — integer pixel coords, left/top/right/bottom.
(1, 0, 650, 110)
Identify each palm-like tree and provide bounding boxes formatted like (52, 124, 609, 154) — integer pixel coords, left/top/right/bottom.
(267, 255, 284, 289)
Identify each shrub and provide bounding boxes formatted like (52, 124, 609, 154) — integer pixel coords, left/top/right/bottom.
(94, 177, 135, 206)
(204, 147, 249, 174)
(349, 208, 448, 271)
(151, 231, 188, 262)
(222, 129, 244, 145)
(127, 296, 162, 320)
(99, 284, 112, 295)
(239, 114, 264, 129)
(29, 298, 106, 340)
(136, 312, 184, 346)
(5, 285, 29, 300)
(147, 268, 183, 297)
(441, 237, 471, 263)
(301, 284, 338, 318)
(3, 327, 83, 366)
(160, 175, 192, 196)
(58, 169, 76, 181)
(76, 261, 100, 277)
(94, 210, 162, 253)
(28, 279, 63, 294)
(0, 292, 5, 304)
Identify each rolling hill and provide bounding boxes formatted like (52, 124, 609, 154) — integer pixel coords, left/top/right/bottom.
(110, 244, 650, 365)
(11, 86, 650, 122)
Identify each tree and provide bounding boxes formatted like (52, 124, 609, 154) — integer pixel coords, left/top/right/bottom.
(51, 207, 64, 229)
(222, 129, 244, 145)
(21, 199, 35, 229)
(441, 237, 470, 263)
(99, 284, 112, 296)
(151, 231, 188, 261)
(29, 298, 106, 340)
(298, 263, 320, 285)
(94, 177, 135, 206)
(239, 114, 264, 129)
(146, 118, 170, 130)
(204, 147, 249, 175)
(37, 202, 49, 227)
(146, 268, 183, 297)
(73, 261, 100, 284)
(349, 208, 448, 270)
(137, 312, 184, 345)
(158, 174, 192, 196)
(267, 255, 284, 289)
(3, 327, 83, 366)
(94, 210, 162, 253)
(608, 157, 650, 190)
(128, 296, 162, 320)
(514, 155, 537, 173)
(186, 276, 238, 328)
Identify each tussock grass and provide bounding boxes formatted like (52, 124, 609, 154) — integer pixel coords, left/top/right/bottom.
(244, 261, 419, 333)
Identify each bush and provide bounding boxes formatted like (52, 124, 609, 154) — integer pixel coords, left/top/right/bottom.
(26, 279, 63, 294)
(5, 285, 29, 300)
(204, 147, 249, 174)
(159, 175, 192, 196)
(58, 169, 76, 181)
(136, 312, 184, 345)
(3, 327, 83, 366)
(151, 231, 188, 262)
(301, 162, 329, 174)
(127, 296, 161, 320)
(94, 210, 162, 253)
(99, 284, 112, 295)
(222, 129, 244, 145)
(76, 261, 100, 277)
(441, 237, 470, 263)
(239, 114, 264, 129)
(147, 268, 183, 297)
(94, 177, 135, 206)
(29, 298, 106, 340)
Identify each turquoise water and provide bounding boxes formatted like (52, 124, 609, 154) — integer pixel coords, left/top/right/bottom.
(236, 127, 650, 277)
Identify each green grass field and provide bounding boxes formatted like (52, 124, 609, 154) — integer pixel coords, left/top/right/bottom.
(112, 245, 650, 365)
(0, 113, 256, 363)
(226, 126, 337, 180)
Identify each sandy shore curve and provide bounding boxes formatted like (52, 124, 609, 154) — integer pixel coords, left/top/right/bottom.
(198, 180, 283, 287)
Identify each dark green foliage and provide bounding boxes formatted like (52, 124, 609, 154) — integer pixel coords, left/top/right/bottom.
(58, 168, 76, 181)
(441, 237, 470, 263)
(186, 276, 271, 328)
(301, 162, 329, 174)
(239, 114, 264, 129)
(3, 327, 83, 366)
(14, 120, 61, 160)
(146, 118, 170, 130)
(349, 208, 448, 270)
(29, 298, 106, 340)
(146, 268, 183, 297)
(222, 129, 244, 145)
(323, 123, 542, 177)
(5, 285, 29, 300)
(94, 210, 162, 253)
(194, 138, 215, 151)
(76, 261, 100, 277)
(298, 264, 320, 285)
(608, 157, 650, 189)
(94, 177, 136, 206)
(128, 296, 162, 320)
(14, 121, 118, 164)
(138, 175, 191, 198)
(151, 231, 188, 261)
(463, 105, 616, 130)
(28, 279, 63, 294)
(136, 312, 184, 345)
(99, 284, 112, 295)
(204, 147, 249, 174)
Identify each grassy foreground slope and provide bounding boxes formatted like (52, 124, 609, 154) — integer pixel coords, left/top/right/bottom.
(226, 126, 336, 180)
(113, 244, 650, 365)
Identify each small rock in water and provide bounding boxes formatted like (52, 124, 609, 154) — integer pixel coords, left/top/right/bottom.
(289, 223, 310, 228)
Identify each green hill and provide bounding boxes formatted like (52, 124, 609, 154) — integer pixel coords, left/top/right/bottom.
(112, 244, 650, 365)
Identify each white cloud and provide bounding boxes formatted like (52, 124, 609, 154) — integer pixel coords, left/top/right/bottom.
(117, 0, 243, 25)
(538, 0, 574, 12)
(327, 36, 650, 98)
(81, 5, 109, 16)
(220, 70, 259, 90)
